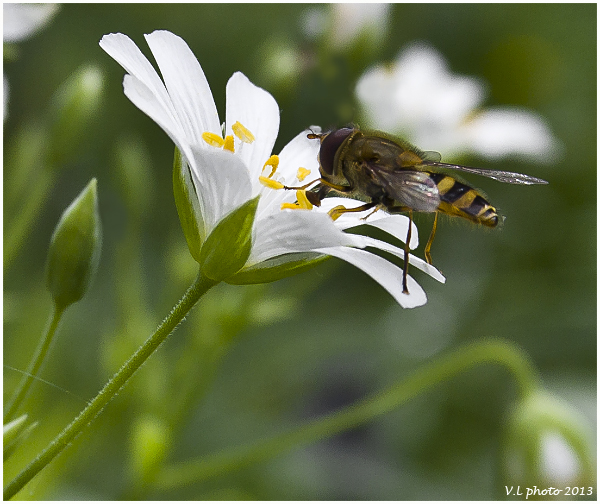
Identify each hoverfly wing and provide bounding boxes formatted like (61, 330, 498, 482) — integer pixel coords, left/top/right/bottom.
(420, 161, 549, 185)
(374, 169, 440, 212)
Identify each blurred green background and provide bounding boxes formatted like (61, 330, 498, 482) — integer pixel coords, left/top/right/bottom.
(3, 3, 596, 500)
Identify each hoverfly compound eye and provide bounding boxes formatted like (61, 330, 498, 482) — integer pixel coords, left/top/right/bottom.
(319, 128, 354, 175)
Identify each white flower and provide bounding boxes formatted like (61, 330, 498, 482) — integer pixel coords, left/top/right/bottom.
(302, 4, 391, 50)
(3, 3, 59, 121)
(356, 42, 560, 162)
(3, 3, 59, 43)
(100, 30, 444, 308)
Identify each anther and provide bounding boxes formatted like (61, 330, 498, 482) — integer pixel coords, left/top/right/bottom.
(202, 132, 225, 148)
(263, 155, 280, 178)
(232, 121, 255, 143)
(223, 135, 235, 152)
(281, 202, 300, 210)
(259, 176, 284, 190)
(297, 167, 310, 181)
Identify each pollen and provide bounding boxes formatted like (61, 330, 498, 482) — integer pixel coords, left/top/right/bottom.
(296, 190, 313, 210)
(259, 176, 284, 190)
(263, 155, 280, 178)
(296, 167, 310, 181)
(202, 132, 225, 148)
(232, 121, 255, 143)
(223, 135, 235, 153)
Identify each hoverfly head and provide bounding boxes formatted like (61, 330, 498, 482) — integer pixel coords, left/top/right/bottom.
(315, 127, 354, 176)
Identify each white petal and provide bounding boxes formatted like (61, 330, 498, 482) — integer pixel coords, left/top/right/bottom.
(316, 246, 427, 308)
(315, 197, 375, 223)
(461, 107, 560, 162)
(360, 214, 419, 248)
(225, 72, 280, 180)
(313, 199, 420, 250)
(4, 3, 58, 42)
(248, 210, 365, 265)
(122, 74, 194, 167)
(121, 74, 179, 143)
(100, 33, 175, 121)
(144, 30, 221, 143)
(361, 236, 445, 283)
(277, 128, 321, 180)
(356, 42, 485, 136)
(332, 208, 420, 250)
(189, 147, 253, 233)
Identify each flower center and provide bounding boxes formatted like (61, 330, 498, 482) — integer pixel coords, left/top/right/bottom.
(202, 122, 315, 211)
(259, 161, 315, 211)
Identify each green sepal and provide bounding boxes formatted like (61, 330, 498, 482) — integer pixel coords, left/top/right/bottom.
(227, 253, 329, 285)
(173, 147, 204, 262)
(199, 196, 260, 281)
(46, 178, 102, 310)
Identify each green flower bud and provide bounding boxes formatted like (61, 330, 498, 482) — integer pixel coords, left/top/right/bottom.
(173, 147, 204, 262)
(199, 196, 259, 282)
(502, 390, 595, 493)
(130, 415, 170, 483)
(47, 65, 104, 165)
(46, 178, 102, 310)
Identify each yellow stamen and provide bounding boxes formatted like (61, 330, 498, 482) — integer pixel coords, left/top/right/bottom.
(263, 155, 280, 178)
(232, 121, 255, 143)
(223, 135, 235, 152)
(281, 202, 300, 210)
(259, 176, 284, 190)
(296, 190, 313, 210)
(202, 131, 225, 148)
(296, 167, 310, 181)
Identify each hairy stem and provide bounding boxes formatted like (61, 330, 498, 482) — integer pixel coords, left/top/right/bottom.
(4, 271, 217, 500)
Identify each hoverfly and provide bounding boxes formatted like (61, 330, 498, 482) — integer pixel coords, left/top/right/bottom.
(286, 127, 548, 294)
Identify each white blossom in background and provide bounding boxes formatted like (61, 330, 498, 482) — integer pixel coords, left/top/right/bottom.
(302, 3, 390, 50)
(538, 431, 581, 486)
(3, 3, 59, 121)
(356, 42, 560, 162)
(3, 3, 59, 42)
(100, 30, 444, 308)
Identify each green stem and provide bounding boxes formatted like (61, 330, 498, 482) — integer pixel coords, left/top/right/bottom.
(3, 271, 218, 500)
(4, 305, 66, 422)
(4, 168, 54, 270)
(155, 338, 540, 490)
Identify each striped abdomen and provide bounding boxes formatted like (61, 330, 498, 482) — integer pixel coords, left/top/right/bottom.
(428, 173, 499, 227)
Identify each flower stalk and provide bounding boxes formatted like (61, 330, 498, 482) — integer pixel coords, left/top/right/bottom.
(154, 338, 540, 490)
(3, 306, 65, 422)
(3, 271, 218, 500)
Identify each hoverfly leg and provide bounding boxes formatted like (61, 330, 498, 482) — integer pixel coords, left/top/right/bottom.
(402, 210, 413, 294)
(283, 180, 320, 191)
(360, 204, 385, 221)
(424, 212, 438, 265)
(328, 202, 376, 221)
